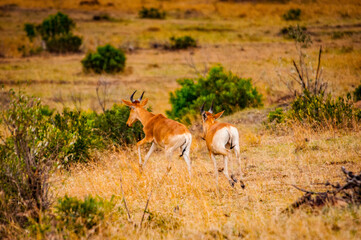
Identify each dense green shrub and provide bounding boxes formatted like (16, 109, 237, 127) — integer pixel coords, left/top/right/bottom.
(170, 36, 197, 50)
(82, 44, 126, 74)
(267, 90, 361, 128)
(282, 8, 301, 21)
(94, 104, 145, 145)
(23, 12, 82, 53)
(0, 91, 60, 231)
(354, 84, 361, 102)
(167, 65, 263, 124)
(139, 7, 166, 19)
(55, 195, 113, 235)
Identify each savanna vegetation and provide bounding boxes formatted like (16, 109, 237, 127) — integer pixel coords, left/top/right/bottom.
(0, 0, 361, 239)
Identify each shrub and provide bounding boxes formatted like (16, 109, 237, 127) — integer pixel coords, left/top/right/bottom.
(55, 195, 113, 235)
(268, 90, 361, 128)
(93, 13, 111, 21)
(45, 34, 82, 53)
(282, 8, 301, 21)
(354, 84, 361, 102)
(93, 104, 145, 145)
(82, 44, 126, 74)
(167, 65, 262, 124)
(0, 91, 60, 231)
(170, 36, 197, 50)
(53, 108, 104, 166)
(280, 25, 311, 46)
(139, 7, 166, 19)
(23, 12, 82, 53)
(268, 108, 285, 123)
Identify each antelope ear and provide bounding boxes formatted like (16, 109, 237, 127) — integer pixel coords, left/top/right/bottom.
(202, 112, 207, 121)
(213, 110, 225, 120)
(122, 99, 133, 106)
(140, 98, 148, 107)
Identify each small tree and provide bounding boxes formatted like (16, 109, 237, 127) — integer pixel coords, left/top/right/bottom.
(23, 12, 82, 53)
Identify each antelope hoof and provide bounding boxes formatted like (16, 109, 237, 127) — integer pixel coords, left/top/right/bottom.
(239, 180, 245, 189)
(231, 174, 238, 183)
(229, 180, 235, 188)
(139, 164, 143, 172)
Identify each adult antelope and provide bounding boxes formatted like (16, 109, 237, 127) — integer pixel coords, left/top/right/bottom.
(122, 91, 192, 176)
(201, 101, 245, 188)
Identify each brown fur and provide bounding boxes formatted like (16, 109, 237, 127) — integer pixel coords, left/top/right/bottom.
(122, 98, 190, 148)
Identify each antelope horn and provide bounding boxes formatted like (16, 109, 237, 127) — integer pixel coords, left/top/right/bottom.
(200, 101, 205, 114)
(138, 91, 145, 101)
(209, 100, 214, 113)
(130, 90, 137, 103)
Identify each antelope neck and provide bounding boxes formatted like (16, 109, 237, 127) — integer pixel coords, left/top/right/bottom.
(137, 107, 155, 126)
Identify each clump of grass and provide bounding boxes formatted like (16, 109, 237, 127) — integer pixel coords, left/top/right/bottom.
(169, 36, 197, 50)
(282, 8, 301, 21)
(139, 7, 166, 19)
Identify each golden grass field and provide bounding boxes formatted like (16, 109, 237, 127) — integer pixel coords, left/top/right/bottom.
(1, 0, 361, 239)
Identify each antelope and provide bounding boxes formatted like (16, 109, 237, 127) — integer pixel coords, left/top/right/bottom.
(122, 91, 192, 176)
(201, 101, 245, 188)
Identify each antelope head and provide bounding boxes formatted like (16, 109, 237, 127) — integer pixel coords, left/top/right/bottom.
(122, 90, 148, 127)
(200, 101, 225, 136)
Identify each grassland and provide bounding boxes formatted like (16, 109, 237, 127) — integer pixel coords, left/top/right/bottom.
(1, 0, 361, 239)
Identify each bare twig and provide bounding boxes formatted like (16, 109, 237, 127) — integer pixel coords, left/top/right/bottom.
(96, 77, 111, 113)
(119, 172, 132, 223)
(139, 166, 172, 230)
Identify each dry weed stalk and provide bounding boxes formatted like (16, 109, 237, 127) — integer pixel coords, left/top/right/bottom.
(96, 77, 111, 113)
(119, 172, 132, 223)
(278, 46, 327, 97)
(286, 167, 361, 212)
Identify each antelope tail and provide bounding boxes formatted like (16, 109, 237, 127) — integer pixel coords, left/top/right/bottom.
(226, 128, 235, 149)
(179, 140, 187, 157)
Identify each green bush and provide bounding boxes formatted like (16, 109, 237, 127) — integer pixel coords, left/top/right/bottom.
(93, 104, 145, 145)
(139, 7, 166, 19)
(268, 90, 361, 128)
(82, 44, 126, 74)
(170, 36, 197, 50)
(167, 65, 263, 124)
(354, 84, 361, 102)
(55, 195, 113, 235)
(23, 12, 82, 53)
(282, 8, 301, 21)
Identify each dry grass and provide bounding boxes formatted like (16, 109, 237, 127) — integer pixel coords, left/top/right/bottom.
(52, 122, 361, 239)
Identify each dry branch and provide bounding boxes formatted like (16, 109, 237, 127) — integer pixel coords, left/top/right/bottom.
(285, 167, 361, 213)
